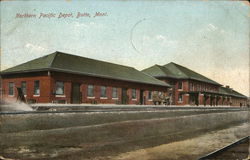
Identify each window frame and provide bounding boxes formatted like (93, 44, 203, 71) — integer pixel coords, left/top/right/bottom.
(132, 88, 137, 100)
(112, 87, 118, 99)
(100, 86, 107, 98)
(178, 93, 183, 102)
(21, 81, 27, 95)
(87, 85, 94, 97)
(8, 82, 14, 96)
(148, 91, 153, 100)
(55, 81, 64, 95)
(34, 80, 40, 96)
(189, 82, 193, 91)
(178, 81, 183, 90)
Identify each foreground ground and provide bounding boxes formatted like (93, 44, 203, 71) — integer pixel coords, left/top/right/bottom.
(0, 106, 249, 160)
(106, 123, 249, 160)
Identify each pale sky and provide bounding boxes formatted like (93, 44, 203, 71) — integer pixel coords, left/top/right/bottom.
(1, 0, 249, 96)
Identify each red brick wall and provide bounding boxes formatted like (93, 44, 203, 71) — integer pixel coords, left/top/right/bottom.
(50, 72, 165, 104)
(231, 97, 247, 106)
(164, 79, 189, 105)
(188, 80, 219, 92)
(199, 94, 204, 105)
(2, 72, 52, 103)
(2, 71, 167, 104)
(159, 78, 225, 106)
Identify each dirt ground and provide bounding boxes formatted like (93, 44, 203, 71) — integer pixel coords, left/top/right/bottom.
(0, 110, 249, 160)
(102, 123, 250, 160)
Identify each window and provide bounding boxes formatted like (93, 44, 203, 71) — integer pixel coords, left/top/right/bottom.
(194, 84, 197, 91)
(132, 89, 137, 99)
(34, 81, 40, 95)
(178, 94, 183, 102)
(87, 85, 94, 97)
(112, 87, 118, 98)
(197, 84, 200, 91)
(55, 81, 64, 95)
(202, 85, 205, 91)
(189, 83, 193, 91)
(148, 91, 152, 100)
(178, 82, 183, 90)
(8, 82, 14, 95)
(101, 86, 107, 98)
(21, 81, 27, 95)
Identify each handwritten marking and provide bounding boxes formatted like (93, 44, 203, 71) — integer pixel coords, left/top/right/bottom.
(76, 12, 91, 18)
(39, 13, 56, 19)
(16, 13, 36, 18)
(94, 12, 107, 18)
(15, 12, 108, 19)
(58, 12, 73, 18)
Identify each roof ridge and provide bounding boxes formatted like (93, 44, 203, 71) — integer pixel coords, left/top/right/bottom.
(155, 65, 171, 76)
(48, 52, 58, 68)
(138, 68, 170, 86)
(172, 63, 219, 84)
(165, 62, 189, 78)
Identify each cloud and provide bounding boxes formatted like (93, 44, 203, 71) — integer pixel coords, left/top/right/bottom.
(141, 34, 178, 50)
(72, 21, 104, 29)
(155, 34, 178, 46)
(25, 43, 46, 52)
(199, 23, 228, 36)
(207, 23, 217, 32)
(156, 35, 166, 41)
(72, 21, 88, 28)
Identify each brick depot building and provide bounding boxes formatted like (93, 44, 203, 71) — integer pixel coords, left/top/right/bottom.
(1, 52, 170, 105)
(142, 62, 247, 106)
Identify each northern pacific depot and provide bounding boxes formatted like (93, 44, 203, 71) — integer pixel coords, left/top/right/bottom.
(0, 51, 248, 106)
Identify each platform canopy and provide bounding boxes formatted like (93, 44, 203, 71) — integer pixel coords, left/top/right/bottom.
(181, 88, 247, 99)
(218, 87, 247, 99)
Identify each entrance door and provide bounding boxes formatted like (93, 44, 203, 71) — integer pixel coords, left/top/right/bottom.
(140, 90, 144, 105)
(121, 88, 128, 104)
(210, 96, 213, 106)
(71, 83, 81, 104)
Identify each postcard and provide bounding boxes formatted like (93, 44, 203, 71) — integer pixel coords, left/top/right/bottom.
(0, 1, 249, 160)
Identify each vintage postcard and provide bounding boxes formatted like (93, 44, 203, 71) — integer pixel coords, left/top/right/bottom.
(0, 1, 249, 160)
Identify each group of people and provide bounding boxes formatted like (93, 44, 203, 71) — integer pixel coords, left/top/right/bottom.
(152, 91, 172, 105)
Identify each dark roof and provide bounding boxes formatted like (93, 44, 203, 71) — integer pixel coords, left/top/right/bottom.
(1, 51, 170, 87)
(142, 62, 221, 86)
(219, 87, 247, 99)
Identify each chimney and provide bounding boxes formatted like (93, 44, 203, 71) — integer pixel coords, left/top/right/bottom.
(225, 85, 233, 92)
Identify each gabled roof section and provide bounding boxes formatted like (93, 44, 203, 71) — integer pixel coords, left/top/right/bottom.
(1, 52, 57, 73)
(1, 51, 169, 87)
(142, 62, 221, 86)
(141, 65, 167, 78)
(219, 87, 247, 99)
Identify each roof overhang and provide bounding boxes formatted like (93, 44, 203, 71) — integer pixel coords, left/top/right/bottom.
(154, 76, 222, 86)
(1, 68, 170, 88)
(184, 91, 247, 99)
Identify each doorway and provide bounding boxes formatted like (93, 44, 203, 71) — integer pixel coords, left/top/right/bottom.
(140, 90, 144, 105)
(121, 88, 128, 104)
(71, 83, 81, 104)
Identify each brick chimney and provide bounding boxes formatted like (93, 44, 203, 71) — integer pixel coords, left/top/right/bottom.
(225, 85, 233, 92)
